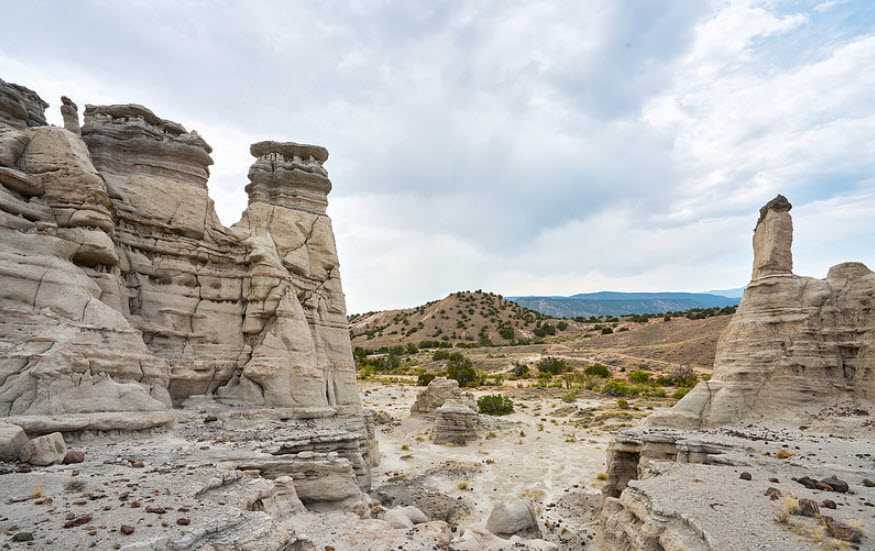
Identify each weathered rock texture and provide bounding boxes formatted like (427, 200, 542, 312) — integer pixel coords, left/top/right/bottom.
(432, 400, 479, 445)
(59, 96, 79, 135)
(0, 79, 365, 456)
(648, 195, 875, 429)
(411, 377, 474, 415)
(486, 499, 541, 538)
(598, 424, 875, 551)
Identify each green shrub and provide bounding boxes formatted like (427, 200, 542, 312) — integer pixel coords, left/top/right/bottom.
(601, 327, 614, 335)
(561, 389, 579, 402)
(406, 343, 418, 354)
(417, 373, 436, 386)
(584, 364, 611, 378)
(511, 363, 530, 378)
(533, 323, 556, 337)
(432, 350, 451, 361)
(557, 321, 569, 331)
(498, 326, 515, 340)
(616, 399, 629, 409)
(602, 380, 640, 397)
(673, 387, 690, 400)
(447, 353, 480, 387)
(628, 370, 651, 384)
(537, 357, 568, 375)
(477, 394, 514, 415)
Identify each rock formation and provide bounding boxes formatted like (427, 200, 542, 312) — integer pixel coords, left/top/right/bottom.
(411, 377, 474, 415)
(647, 195, 875, 429)
(432, 400, 479, 445)
(0, 78, 367, 462)
(596, 196, 875, 551)
(59, 96, 79, 135)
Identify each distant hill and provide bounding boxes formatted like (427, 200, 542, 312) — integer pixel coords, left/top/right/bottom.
(706, 287, 745, 298)
(349, 290, 573, 349)
(508, 291, 740, 318)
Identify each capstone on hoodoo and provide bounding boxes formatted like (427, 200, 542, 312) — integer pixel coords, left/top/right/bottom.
(0, 78, 364, 451)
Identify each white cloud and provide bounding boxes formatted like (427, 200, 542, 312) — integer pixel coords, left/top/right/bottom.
(2, 0, 874, 313)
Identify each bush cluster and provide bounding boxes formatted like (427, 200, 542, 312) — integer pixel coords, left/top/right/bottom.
(537, 357, 569, 375)
(477, 394, 515, 415)
(584, 364, 611, 378)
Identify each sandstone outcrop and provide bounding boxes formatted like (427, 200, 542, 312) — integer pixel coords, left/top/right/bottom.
(411, 377, 474, 415)
(0, 78, 369, 482)
(647, 195, 875, 429)
(598, 423, 875, 551)
(432, 400, 479, 445)
(596, 195, 875, 551)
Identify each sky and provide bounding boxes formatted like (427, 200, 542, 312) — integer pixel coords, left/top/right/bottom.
(2, 0, 874, 313)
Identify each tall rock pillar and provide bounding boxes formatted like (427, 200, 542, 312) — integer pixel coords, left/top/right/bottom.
(218, 141, 361, 416)
(751, 194, 792, 279)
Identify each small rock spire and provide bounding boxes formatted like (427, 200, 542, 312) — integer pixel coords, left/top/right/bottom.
(60, 96, 80, 135)
(752, 194, 793, 279)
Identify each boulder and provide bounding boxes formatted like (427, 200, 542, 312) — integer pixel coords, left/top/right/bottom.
(485, 499, 540, 538)
(0, 422, 27, 461)
(19, 432, 66, 465)
(383, 508, 415, 529)
(411, 378, 474, 415)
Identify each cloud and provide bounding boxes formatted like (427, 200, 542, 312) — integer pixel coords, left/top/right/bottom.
(1, 0, 873, 313)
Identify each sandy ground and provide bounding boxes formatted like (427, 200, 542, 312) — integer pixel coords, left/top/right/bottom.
(361, 381, 656, 546)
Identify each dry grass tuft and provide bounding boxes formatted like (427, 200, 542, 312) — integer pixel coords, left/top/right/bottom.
(776, 448, 795, 460)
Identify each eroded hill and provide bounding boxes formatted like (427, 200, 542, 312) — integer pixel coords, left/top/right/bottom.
(349, 290, 576, 348)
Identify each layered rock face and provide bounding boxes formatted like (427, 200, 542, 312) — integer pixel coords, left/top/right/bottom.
(0, 84, 172, 431)
(0, 79, 363, 439)
(432, 400, 479, 445)
(648, 195, 875, 428)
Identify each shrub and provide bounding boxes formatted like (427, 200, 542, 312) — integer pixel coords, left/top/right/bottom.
(417, 373, 436, 386)
(670, 365, 698, 387)
(616, 399, 629, 409)
(406, 343, 418, 354)
(477, 394, 515, 415)
(557, 321, 569, 331)
(561, 389, 578, 403)
(447, 353, 480, 387)
(628, 370, 651, 384)
(511, 363, 530, 378)
(533, 323, 556, 337)
(498, 326, 515, 341)
(584, 364, 611, 378)
(537, 357, 568, 375)
(602, 380, 640, 397)
(432, 350, 451, 361)
(601, 327, 614, 335)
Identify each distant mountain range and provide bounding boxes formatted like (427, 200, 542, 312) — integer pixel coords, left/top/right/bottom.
(508, 291, 741, 318)
(706, 287, 745, 299)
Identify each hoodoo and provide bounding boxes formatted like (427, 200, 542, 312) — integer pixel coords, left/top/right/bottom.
(0, 78, 365, 448)
(646, 194, 875, 428)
